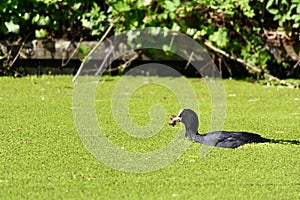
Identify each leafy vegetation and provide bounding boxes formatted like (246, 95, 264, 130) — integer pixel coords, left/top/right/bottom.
(0, 76, 299, 198)
(1, 0, 300, 78)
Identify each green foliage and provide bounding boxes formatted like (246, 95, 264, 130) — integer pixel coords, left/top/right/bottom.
(77, 43, 90, 55)
(0, 0, 108, 38)
(81, 3, 107, 36)
(3, 20, 20, 34)
(266, 0, 300, 35)
(35, 29, 49, 38)
(0, 0, 299, 77)
(209, 28, 229, 48)
(103, 0, 298, 77)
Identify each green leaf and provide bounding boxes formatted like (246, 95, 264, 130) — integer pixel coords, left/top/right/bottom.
(32, 14, 40, 24)
(162, 44, 170, 52)
(4, 20, 20, 34)
(297, 4, 300, 13)
(174, 0, 180, 7)
(35, 29, 49, 38)
(114, 1, 131, 12)
(169, 12, 176, 20)
(78, 43, 90, 54)
(91, 29, 100, 36)
(37, 16, 51, 26)
(162, 12, 168, 20)
(171, 23, 180, 32)
(81, 18, 93, 29)
(266, 0, 275, 9)
(291, 14, 300, 21)
(267, 8, 279, 15)
(23, 13, 30, 21)
(163, 1, 177, 12)
(133, 20, 139, 27)
(274, 13, 282, 21)
(209, 28, 229, 48)
(71, 3, 81, 10)
(186, 28, 196, 36)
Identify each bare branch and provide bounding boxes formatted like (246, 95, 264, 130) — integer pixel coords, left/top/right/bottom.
(9, 33, 32, 68)
(292, 59, 300, 70)
(61, 38, 83, 68)
(73, 18, 119, 82)
(203, 40, 298, 88)
(204, 41, 262, 73)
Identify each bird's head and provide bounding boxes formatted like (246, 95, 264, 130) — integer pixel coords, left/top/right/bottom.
(169, 109, 199, 132)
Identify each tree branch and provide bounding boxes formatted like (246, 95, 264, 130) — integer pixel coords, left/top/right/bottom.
(203, 40, 298, 88)
(204, 41, 262, 73)
(73, 18, 118, 82)
(9, 33, 32, 69)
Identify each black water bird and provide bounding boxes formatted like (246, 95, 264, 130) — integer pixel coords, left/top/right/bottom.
(169, 109, 270, 148)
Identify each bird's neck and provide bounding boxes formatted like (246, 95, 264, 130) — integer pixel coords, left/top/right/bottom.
(186, 129, 204, 143)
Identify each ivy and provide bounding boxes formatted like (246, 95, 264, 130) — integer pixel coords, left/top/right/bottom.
(4, 20, 20, 34)
(81, 3, 106, 36)
(209, 28, 229, 48)
(266, 0, 300, 36)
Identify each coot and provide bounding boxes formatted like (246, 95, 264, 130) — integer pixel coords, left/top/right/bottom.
(169, 109, 270, 148)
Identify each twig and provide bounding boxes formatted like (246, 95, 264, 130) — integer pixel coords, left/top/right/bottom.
(73, 19, 118, 82)
(119, 52, 139, 72)
(9, 33, 32, 68)
(94, 43, 114, 76)
(286, 58, 300, 77)
(0, 42, 8, 59)
(264, 74, 295, 88)
(292, 58, 300, 70)
(6, 37, 21, 63)
(218, 57, 222, 78)
(184, 51, 194, 70)
(204, 40, 262, 73)
(61, 37, 83, 68)
(204, 40, 297, 88)
(222, 56, 233, 77)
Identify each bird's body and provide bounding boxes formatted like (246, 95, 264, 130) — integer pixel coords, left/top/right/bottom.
(186, 130, 270, 148)
(170, 109, 270, 148)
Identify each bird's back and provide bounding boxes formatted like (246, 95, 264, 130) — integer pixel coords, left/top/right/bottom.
(200, 131, 270, 148)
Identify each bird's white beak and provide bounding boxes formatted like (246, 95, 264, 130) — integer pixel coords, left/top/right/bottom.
(169, 115, 182, 127)
(169, 109, 184, 127)
(172, 116, 182, 122)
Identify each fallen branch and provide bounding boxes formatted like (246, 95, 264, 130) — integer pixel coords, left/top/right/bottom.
(203, 40, 298, 88)
(204, 41, 262, 73)
(264, 74, 296, 88)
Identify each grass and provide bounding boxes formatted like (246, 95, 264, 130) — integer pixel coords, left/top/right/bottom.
(0, 76, 299, 199)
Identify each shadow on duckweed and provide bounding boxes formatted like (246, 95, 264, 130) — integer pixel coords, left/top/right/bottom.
(270, 139, 300, 145)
